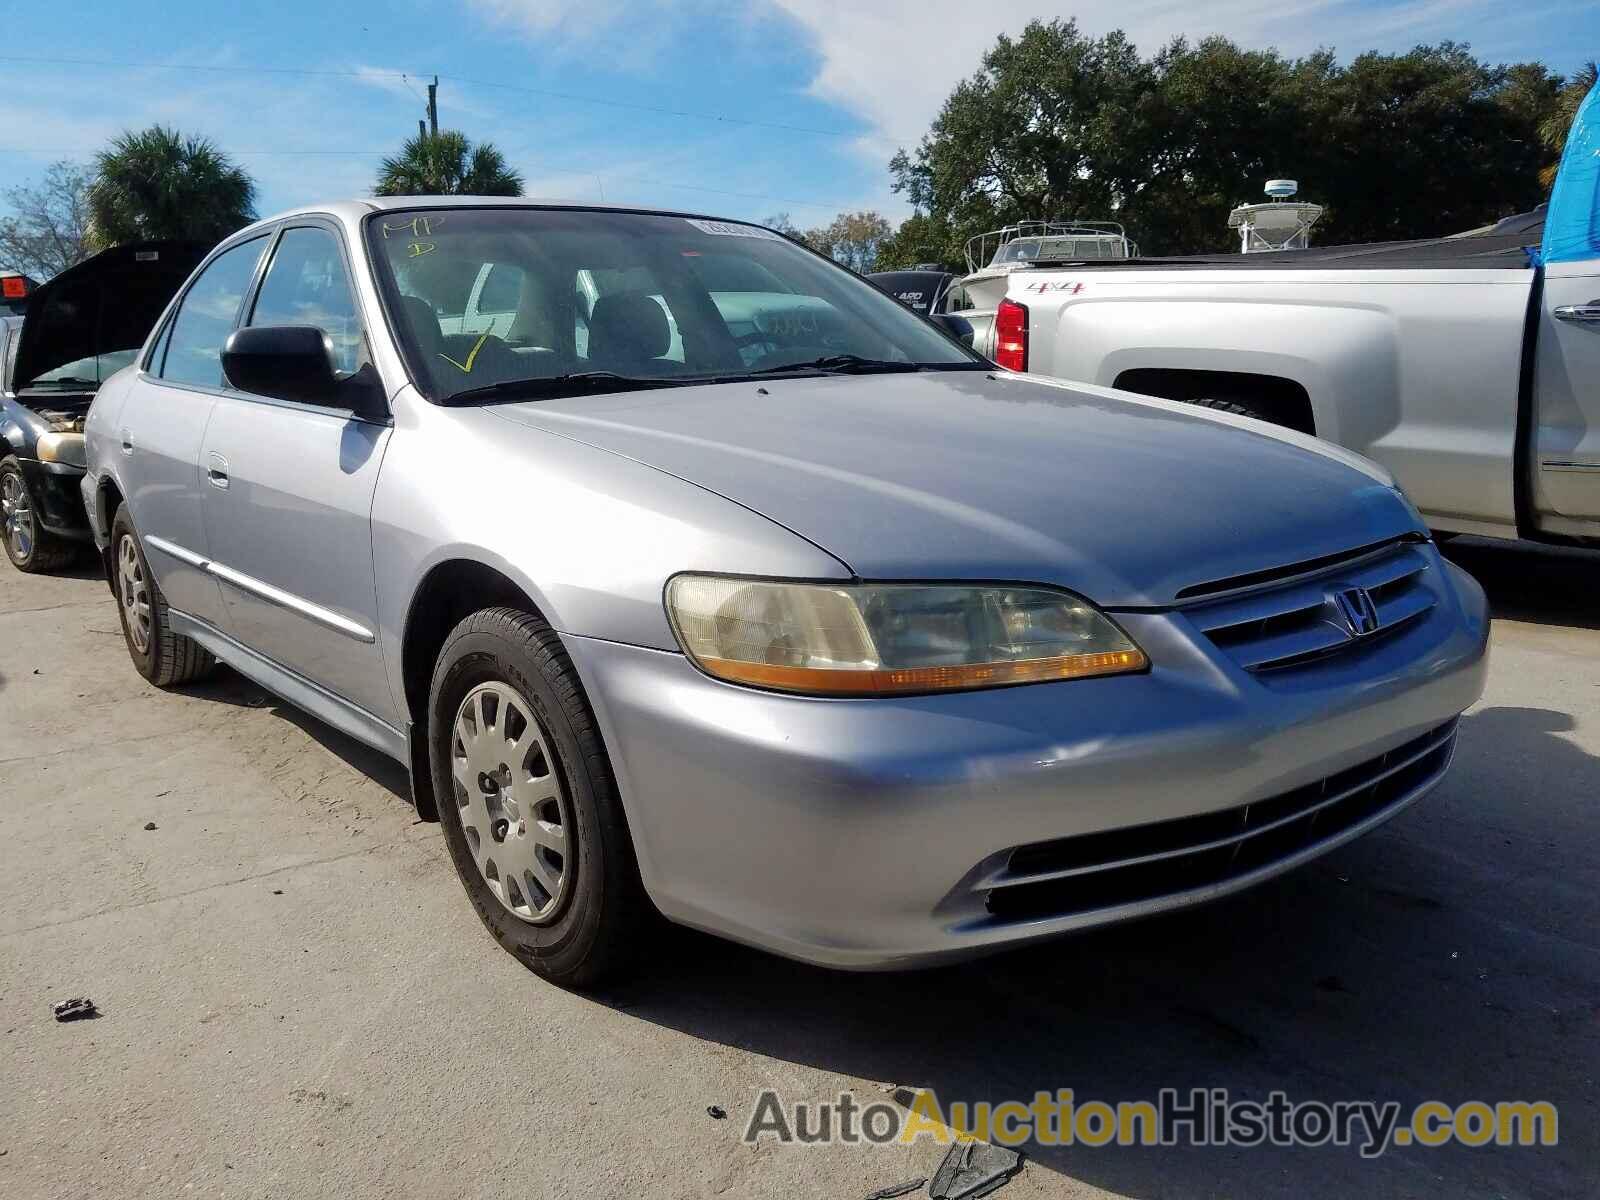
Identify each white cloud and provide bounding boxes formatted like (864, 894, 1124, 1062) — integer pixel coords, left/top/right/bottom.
(465, 0, 1533, 155)
(764, 0, 1512, 151)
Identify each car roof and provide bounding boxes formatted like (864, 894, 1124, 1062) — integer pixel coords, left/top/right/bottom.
(232, 196, 749, 241)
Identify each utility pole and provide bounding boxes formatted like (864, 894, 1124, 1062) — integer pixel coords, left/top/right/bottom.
(427, 77, 439, 138)
(418, 119, 426, 141)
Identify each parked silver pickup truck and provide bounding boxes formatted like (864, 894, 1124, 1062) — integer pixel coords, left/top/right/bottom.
(973, 83, 1600, 546)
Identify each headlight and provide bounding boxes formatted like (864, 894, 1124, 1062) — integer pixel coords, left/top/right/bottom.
(36, 431, 87, 467)
(665, 576, 1146, 696)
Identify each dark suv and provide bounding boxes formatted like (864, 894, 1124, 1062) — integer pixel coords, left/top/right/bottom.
(1, 241, 204, 571)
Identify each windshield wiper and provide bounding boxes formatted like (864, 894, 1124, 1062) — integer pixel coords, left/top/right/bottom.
(754, 354, 925, 375)
(444, 371, 689, 405)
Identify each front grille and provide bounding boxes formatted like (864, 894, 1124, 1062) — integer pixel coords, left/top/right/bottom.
(983, 719, 1456, 924)
(1184, 540, 1437, 673)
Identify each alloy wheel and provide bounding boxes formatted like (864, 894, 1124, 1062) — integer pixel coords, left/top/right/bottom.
(117, 533, 152, 654)
(451, 681, 574, 924)
(1, 472, 33, 561)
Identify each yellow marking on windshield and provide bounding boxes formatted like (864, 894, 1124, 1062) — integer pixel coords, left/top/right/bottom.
(382, 216, 443, 239)
(439, 333, 490, 374)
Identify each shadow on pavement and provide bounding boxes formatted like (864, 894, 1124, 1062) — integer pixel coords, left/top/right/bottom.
(182, 664, 412, 802)
(598, 704, 1599, 1198)
(1442, 536, 1600, 630)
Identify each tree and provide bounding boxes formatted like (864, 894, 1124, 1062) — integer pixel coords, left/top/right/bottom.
(1540, 62, 1598, 187)
(874, 212, 962, 271)
(803, 210, 893, 272)
(889, 21, 1565, 257)
(0, 161, 95, 278)
(761, 211, 805, 240)
(89, 126, 257, 248)
(375, 131, 523, 197)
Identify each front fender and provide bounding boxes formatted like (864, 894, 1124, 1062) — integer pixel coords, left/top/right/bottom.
(371, 390, 851, 723)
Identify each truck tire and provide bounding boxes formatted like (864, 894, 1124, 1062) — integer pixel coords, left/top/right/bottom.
(109, 506, 215, 686)
(428, 606, 651, 988)
(1187, 397, 1276, 424)
(0, 457, 77, 573)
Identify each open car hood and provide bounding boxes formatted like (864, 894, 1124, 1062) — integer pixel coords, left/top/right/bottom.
(12, 240, 207, 392)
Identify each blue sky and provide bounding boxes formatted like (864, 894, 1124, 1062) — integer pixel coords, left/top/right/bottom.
(1, 0, 1596, 230)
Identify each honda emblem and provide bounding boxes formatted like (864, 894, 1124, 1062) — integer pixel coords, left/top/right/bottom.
(1330, 586, 1380, 638)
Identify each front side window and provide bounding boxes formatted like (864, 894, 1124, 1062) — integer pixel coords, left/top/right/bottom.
(476, 263, 523, 316)
(249, 227, 367, 376)
(367, 208, 981, 404)
(160, 236, 268, 388)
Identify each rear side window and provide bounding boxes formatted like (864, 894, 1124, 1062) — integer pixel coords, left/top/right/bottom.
(160, 237, 268, 387)
(249, 227, 367, 376)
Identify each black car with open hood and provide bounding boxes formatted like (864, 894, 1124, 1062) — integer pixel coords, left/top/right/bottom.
(1, 240, 207, 572)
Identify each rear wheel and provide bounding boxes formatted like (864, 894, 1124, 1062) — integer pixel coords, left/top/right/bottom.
(109, 507, 214, 686)
(429, 607, 650, 988)
(0, 457, 76, 573)
(1185, 396, 1276, 423)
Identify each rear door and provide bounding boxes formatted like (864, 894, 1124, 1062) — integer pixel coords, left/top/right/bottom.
(197, 219, 397, 723)
(119, 234, 271, 626)
(1533, 257, 1600, 528)
(1532, 83, 1600, 532)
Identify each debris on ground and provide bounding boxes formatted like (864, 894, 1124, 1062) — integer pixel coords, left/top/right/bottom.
(52, 997, 97, 1022)
(706, 1105, 727, 1120)
(143, 822, 157, 831)
(864, 1177, 926, 1199)
(928, 1140, 1024, 1199)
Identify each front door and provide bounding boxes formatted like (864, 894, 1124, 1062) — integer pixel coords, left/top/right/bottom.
(198, 222, 397, 724)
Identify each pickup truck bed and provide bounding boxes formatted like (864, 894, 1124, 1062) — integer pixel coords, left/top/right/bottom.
(971, 187, 1600, 546)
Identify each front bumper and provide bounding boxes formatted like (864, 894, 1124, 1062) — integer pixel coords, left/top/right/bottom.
(18, 457, 90, 539)
(565, 552, 1489, 970)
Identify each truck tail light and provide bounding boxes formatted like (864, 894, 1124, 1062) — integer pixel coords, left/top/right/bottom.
(1, 276, 28, 300)
(994, 298, 1028, 371)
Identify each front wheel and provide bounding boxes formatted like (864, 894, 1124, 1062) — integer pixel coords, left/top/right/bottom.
(0, 457, 76, 573)
(428, 607, 650, 987)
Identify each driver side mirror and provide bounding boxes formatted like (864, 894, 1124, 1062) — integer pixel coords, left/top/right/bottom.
(931, 313, 975, 348)
(222, 325, 383, 416)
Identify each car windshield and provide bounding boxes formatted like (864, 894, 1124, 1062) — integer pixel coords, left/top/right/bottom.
(366, 207, 983, 403)
(25, 348, 139, 388)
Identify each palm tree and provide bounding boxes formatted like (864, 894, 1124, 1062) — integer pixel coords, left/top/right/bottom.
(88, 126, 257, 247)
(1540, 62, 1598, 189)
(374, 131, 524, 197)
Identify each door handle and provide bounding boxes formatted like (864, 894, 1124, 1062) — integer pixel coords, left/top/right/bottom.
(1553, 303, 1600, 325)
(120, 428, 133, 455)
(206, 453, 229, 490)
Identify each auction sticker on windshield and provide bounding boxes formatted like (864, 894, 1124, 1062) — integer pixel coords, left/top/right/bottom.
(686, 218, 783, 240)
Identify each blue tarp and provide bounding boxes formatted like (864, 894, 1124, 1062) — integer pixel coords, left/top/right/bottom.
(1542, 82, 1600, 266)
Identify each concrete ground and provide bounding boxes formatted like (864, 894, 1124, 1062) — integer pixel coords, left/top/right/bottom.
(0, 538, 1595, 1199)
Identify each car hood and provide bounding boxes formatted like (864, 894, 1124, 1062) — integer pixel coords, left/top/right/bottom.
(12, 240, 207, 393)
(489, 371, 1424, 608)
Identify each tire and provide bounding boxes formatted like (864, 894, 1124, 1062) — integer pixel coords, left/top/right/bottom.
(0, 456, 77, 573)
(109, 506, 215, 687)
(1186, 396, 1275, 423)
(428, 606, 649, 987)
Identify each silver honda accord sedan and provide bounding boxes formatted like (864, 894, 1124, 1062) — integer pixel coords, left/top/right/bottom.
(81, 198, 1488, 985)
